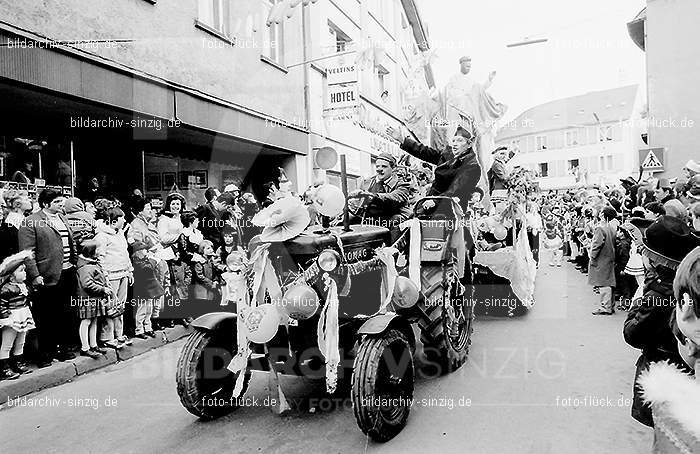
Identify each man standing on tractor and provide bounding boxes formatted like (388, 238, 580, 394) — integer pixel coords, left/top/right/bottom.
(386, 125, 482, 213)
(348, 152, 412, 232)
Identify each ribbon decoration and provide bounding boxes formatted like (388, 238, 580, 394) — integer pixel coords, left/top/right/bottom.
(376, 246, 399, 313)
(399, 218, 422, 290)
(317, 273, 340, 393)
(228, 243, 283, 397)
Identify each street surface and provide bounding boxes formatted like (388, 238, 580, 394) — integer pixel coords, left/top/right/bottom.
(0, 257, 652, 454)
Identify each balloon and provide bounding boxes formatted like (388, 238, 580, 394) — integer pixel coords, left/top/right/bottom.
(493, 224, 507, 241)
(313, 184, 345, 217)
(280, 284, 319, 320)
(241, 304, 280, 344)
(391, 276, 419, 309)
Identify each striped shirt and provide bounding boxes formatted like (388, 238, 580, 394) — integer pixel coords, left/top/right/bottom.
(45, 211, 72, 269)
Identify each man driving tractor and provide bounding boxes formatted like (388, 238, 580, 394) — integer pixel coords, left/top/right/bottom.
(348, 152, 411, 234)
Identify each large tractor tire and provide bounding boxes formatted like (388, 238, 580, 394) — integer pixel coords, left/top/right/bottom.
(351, 329, 415, 443)
(176, 328, 250, 420)
(417, 264, 474, 375)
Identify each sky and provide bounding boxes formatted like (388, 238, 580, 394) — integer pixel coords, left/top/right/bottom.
(416, 0, 647, 124)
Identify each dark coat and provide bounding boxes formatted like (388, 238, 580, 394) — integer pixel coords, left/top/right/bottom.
(487, 159, 508, 192)
(0, 221, 20, 260)
(400, 138, 482, 209)
(18, 210, 76, 286)
(132, 255, 165, 300)
(623, 272, 693, 426)
(588, 223, 616, 287)
(196, 202, 223, 247)
(192, 259, 217, 300)
(360, 173, 411, 223)
(75, 256, 110, 319)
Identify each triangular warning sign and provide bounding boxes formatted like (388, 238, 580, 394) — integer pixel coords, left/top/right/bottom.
(642, 150, 662, 169)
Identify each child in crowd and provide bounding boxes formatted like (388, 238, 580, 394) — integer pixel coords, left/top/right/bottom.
(95, 207, 134, 349)
(215, 225, 241, 273)
(75, 241, 111, 358)
(191, 240, 219, 316)
(672, 246, 700, 376)
(131, 242, 163, 339)
(543, 218, 564, 267)
(0, 251, 35, 380)
(64, 197, 96, 248)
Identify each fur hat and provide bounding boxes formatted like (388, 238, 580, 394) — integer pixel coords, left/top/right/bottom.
(641, 216, 700, 270)
(0, 250, 32, 286)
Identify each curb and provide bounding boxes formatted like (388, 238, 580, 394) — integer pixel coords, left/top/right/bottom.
(0, 326, 190, 407)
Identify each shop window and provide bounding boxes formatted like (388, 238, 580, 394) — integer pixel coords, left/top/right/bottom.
(263, 0, 285, 65)
(197, 0, 231, 37)
(327, 171, 358, 191)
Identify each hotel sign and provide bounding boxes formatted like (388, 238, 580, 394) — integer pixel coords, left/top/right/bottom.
(326, 83, 359, 110)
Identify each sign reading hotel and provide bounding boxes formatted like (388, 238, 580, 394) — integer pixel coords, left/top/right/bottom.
(326, 83, 358, 110)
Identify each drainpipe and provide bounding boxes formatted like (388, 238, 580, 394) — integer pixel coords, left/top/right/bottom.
(301, 3, 313, 190)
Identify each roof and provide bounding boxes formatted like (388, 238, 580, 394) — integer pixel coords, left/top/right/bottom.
(497, 84, 639, 141)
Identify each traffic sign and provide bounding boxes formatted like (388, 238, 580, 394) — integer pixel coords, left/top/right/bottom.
(638, 147, 664, 171)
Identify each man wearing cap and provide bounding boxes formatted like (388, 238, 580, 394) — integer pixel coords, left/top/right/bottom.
(387, 125, 482, 213)
(655, 178, 675, 204)
(349, 152, 411, 230)
(488, 146, 509, 193)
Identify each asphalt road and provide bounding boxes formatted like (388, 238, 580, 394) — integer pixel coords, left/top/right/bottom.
(0, 257, 652, 454)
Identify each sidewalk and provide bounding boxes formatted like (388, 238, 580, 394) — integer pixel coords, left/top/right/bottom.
(0, 325, 191, 407)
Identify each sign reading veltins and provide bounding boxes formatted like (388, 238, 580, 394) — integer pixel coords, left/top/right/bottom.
(326, 54, 358, 85)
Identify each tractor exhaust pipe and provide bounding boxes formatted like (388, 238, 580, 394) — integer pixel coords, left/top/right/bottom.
(341, 154, 350, 232)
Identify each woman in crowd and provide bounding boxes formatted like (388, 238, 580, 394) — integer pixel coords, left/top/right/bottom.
(157, 193, 190, 326)
(0, 190, 32, 260)
(94, 205, 133, 349)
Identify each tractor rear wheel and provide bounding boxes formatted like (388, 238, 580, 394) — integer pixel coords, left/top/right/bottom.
(417, 263, 474, 375)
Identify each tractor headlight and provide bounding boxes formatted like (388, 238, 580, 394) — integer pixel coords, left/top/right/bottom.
(317, 249, 340, 272)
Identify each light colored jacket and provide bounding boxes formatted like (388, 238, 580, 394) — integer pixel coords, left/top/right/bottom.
(94, 221, 133, 279)
(157, 214, 183, 247)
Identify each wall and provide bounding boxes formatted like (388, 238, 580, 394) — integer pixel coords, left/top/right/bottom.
(646, 0, 700, 177)
(0, 0, 306, 126)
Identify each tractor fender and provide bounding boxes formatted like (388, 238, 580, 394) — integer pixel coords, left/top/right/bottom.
(190, 312, 238, 331)
(357, 313, 416, 350)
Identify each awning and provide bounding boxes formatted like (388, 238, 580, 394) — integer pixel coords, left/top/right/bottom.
(627, 8, 646, 51)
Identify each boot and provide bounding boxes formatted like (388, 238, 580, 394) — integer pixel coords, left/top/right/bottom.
(0, 359, 20, 381)
(9, 355, 32, 375)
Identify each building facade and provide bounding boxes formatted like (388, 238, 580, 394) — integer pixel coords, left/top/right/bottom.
(495, 85, 646, 191)
(627, 1, 700, 178)
(304, 0, 433, 189)
(0, 0, 433, 206)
